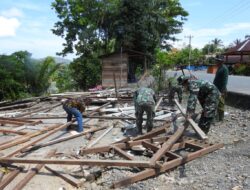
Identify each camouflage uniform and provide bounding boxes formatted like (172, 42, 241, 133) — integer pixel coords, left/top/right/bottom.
(168, 77, 183, 105)
(187, 79, 220, 134)
(133, 87, 156, 134)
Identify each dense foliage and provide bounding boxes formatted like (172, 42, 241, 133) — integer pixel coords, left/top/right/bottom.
(52, 0, 188, 57)
(0, 51, 60, 101)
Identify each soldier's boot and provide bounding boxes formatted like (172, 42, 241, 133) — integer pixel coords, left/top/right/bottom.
(203, 125, 210, 134)
(199, 118, 211, 135)
(218, 111, 224, 121)
(147, 126, 153, 133)
(136, 125, 143, 135)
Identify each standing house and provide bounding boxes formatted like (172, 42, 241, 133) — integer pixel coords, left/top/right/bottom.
(223, 38, 250, 64)
(100, 50, 147, 88)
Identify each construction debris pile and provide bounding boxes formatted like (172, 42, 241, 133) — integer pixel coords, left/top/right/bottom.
(0, 88, 225, 189)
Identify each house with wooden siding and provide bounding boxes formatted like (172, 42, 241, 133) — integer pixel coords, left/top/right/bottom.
(100, 50, 148, 88)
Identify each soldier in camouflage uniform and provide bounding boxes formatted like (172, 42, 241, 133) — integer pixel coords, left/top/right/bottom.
(63, 97, 90, 132)
(178, 76, 220, 134)
(168, 76, 183, 105)
(133, 87, 156, 135)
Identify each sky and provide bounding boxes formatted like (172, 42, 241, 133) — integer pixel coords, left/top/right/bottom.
(0, 0, 250, 60)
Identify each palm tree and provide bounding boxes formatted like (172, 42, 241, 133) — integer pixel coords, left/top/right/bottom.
(211, 38, 223, 48)
(28, 57, 60, 96)
(233, 38, 241, 46)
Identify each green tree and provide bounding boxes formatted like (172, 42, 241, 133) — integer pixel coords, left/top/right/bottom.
(55, 64, 76, 92)
(152, 49, 176, 91)
(28, 57, 60, 96)
(52, 0, 188, 56)
(0, 54, 27, 100)
(211, 38, 223, 50)
(69, 57, 101, 90)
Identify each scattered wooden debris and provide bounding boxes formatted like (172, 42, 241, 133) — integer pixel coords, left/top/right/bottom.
(0, 89, 224, 189)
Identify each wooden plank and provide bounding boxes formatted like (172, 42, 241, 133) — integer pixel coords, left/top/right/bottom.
(81, 135, 172, 155)
(23, 126, 107, 153)
(141, 141, 159, 152)
(0, 124, 63, 151)
(0, 158, 151, 168)
(174, 99, 208, 140)
(86, 126, 113, 148)
(132, 123, 170, 141)
(112, 143, 223, 188)
(0, 167, 23, 190)
(113, 72, 119, 99)
(185, 142, 204, 150)
(86, 102, 111, 116)
(155, 97, 163, 111)
(45, 166, 83, 188)
(12, 149, 56, 190)
(0, 117, 38, 123)
(149, 125, 185, 167)
(0, 119, 27, 126)
(0, 129, 27, 135)
(0, 102, 35, 111)
(111, 145, 134, 160)
(15, 103, 62, 118)
(6, 124, 62, 157)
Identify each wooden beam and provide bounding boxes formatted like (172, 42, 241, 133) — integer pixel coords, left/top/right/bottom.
(45, 166, 83, 188)
(6, 124, 62, 157)
(0, 158, 151, 168)
(112, 143, 223, 188)
(0, 123, 64, 151)
(155, 97, 163, 111)
(174, 99, 208, 140)
(0, 119, 27, 126)
(0, 167, 23, 190)
(141, 141, 159, 152)
(149, 125, 185, 167)
(0, 129, 27, 135)
(12, 149, 56, 190)
(80, 135, 171, 155)
(0, 117, 38, 123)
(111, 145, 134, 160)
(23, 126, 107, 153)
(86, 126, 113, 148)
(14, 103, 62, 118)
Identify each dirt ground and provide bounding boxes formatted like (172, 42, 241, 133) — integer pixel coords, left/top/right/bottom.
(0, 96, 249, 190)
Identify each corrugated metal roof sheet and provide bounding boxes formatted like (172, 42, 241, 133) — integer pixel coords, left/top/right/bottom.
(224, 39, 250, 55)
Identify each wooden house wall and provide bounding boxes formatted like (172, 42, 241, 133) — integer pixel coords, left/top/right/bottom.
(101, 54, 128, 87)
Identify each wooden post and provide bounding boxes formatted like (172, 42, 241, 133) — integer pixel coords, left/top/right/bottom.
(113, 72, 118, 99)
(174, 99, 208, 140)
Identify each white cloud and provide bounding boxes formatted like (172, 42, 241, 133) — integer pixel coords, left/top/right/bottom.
(173, 22, 250, 49)
(0, 16, 21, 37)
(182, 22, 250, 38)
(1, 7, 23, 18)
(0, 36, 75, 59)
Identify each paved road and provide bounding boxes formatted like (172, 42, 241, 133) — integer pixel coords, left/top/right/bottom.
(166, 70, 250, 95)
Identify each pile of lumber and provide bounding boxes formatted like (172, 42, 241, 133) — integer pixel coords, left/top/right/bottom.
(0, 90, 223, 189)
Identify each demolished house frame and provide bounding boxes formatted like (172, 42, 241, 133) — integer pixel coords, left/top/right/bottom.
(0, 89, 223, 189)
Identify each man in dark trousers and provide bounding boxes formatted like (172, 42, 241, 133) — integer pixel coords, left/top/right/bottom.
(133, 87, 156, 135)
(63, 97, 91, 133)
(213, 56, 229, 121)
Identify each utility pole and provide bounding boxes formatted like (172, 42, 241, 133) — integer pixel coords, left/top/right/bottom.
(185, 35, 193, 69)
